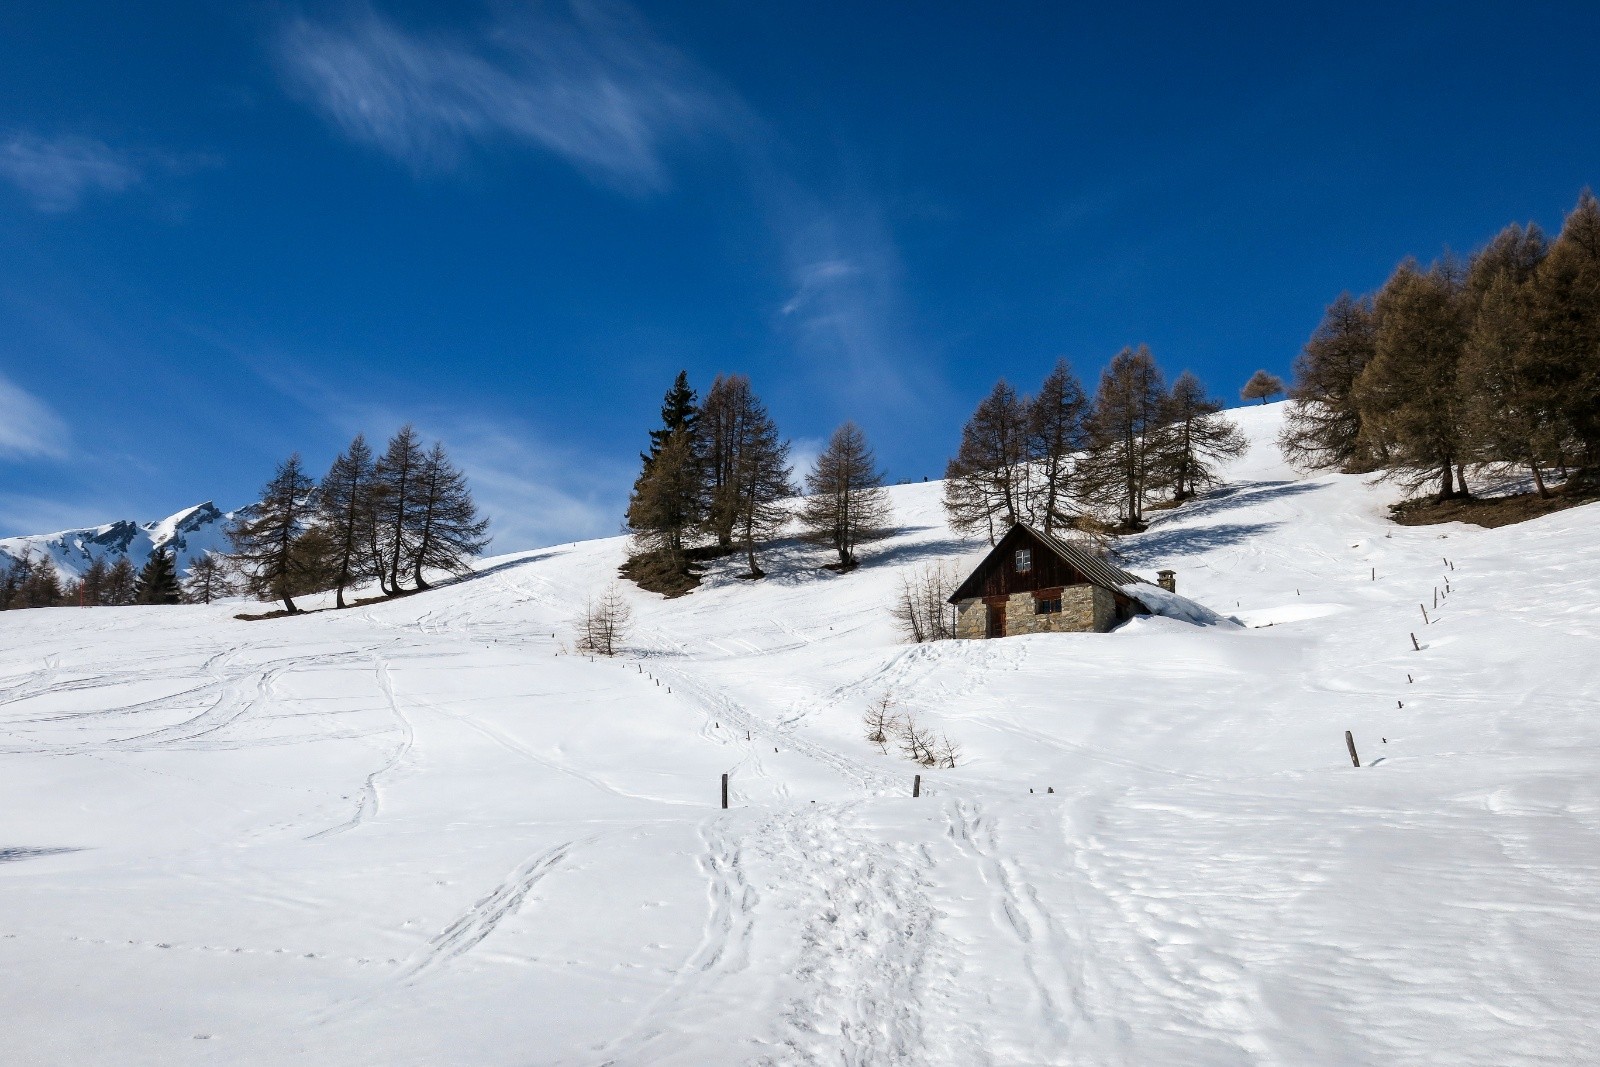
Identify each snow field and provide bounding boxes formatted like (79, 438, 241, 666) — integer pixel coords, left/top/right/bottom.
(2, 400, 1598, 1064)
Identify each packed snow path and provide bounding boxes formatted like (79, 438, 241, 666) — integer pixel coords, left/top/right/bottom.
(3, 403, 1598, 1064)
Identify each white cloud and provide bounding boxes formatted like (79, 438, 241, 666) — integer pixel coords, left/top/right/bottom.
(276, 1, 742, 191)
(0, 133, 141, 212)
(767, 184, 929, 411)
(0, 372, 69, 459)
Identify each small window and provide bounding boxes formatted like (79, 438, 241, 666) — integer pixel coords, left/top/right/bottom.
(1035, 597, 1062, 615)
(1015, 548, 1032, 572)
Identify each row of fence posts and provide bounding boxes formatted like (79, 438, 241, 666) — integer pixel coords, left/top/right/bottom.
(1350, 555, 1457, 769)
(717, 771, 1061, 808)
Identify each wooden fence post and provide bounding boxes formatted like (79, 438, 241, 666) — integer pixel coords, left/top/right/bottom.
(721, 773, 728, 810)
(1420, 604, 1429, 625)
(1410, 632, 1421, 651)
(1345, 730, 1360, 768)
(912, 774, 921, 798)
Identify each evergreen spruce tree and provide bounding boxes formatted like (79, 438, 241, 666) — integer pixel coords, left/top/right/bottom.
(624, 372, 705, 594)
(1354, 259, 1473, 500)
(1026, 359, 1090, 535)
(408, 441, 491, 588)
(1279, 294, 1380, 473)
(1077, 345, 1168, 530)
(643, 370, 699, 466)
(180, 552, 233, 605)
(373, 426, 428, 594)
(225, 453, 317, 613)
(942, 380, 1031, 543)
(1240, 369, 1285, 404)
(799, 422, 892, 570)
(624, 426, 703, 594)
(103, 557, 137, 606)
(134, 549, 181, 605)
(317, 433, 378, 608)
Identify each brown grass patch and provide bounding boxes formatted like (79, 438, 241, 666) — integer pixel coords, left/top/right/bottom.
(1389, 481, 1600, 529)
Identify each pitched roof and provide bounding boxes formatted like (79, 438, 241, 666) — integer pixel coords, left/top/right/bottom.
(947, 521, 1151, 604)
(1024, 523, 1150, 592)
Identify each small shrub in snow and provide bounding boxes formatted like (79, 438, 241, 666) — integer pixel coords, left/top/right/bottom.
(863, 693, 901, 754)
(890, 561, 959, 643)
(575, 584, 632, 657)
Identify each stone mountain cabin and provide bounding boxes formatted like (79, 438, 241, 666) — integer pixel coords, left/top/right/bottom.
(947, 523, 1177, 638)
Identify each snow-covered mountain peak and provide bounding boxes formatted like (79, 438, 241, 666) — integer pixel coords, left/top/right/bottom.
(0, 501, 235, 579)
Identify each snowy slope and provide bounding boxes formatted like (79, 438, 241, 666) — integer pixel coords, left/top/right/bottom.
(2, 401, 1599, 1065)
(0, 501, 234, 579)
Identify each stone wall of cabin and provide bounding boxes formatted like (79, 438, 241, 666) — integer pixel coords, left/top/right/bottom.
(955, 584, 1119, 638)
(955, 598, 987, 640)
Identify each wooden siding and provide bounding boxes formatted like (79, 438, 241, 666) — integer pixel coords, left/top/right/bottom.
(958, 526, 1091, 600)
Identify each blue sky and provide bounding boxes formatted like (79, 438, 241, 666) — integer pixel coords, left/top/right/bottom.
(2, 1, 1598, 550)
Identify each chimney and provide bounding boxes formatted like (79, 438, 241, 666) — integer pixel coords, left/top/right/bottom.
(1157, 569, 1176, 593)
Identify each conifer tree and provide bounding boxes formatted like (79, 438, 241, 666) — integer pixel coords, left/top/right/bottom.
(226, 453, 316, 613)
(0, 554, 62, 609)
(1240, 369, 1285, 404)
(1458, 223, 1555, 495)
(1354, 259, 1473, 499)
(799, 421, 892, 570)
(408, 442, 491, 589)
(943, 380, 1030, 543)
(0, 556, 20, 610)
(317, 433, 377, 608)
(625, 426, 702, 591)
(134, 549, 181, 605)
(1279, 294, 1380, 473)
(103, 557, 137, 606)
(698, 374, 744, 550)
(80, 556, 110, 606)
(180, 552, 233, 605)
(726, 388, 794, 578)
(1154, 371, 1248, 502)
(643, 370, 699, 466)
(20, 557, 62, 608)
(1077, 345, 1167, 530)
(624, 373, 705, 594)
(1026, 359, 1090, 535)
(373, 426, 427, 594)
(1531, 190, 1600, 478)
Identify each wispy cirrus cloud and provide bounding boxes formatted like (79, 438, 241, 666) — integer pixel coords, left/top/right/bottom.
(0, 133, 141, 212)
(770, 184, 932, 410)
(276, 1, 744, 192)
(0, 372, 69, 459)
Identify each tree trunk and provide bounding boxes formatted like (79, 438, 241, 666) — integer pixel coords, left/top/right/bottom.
(1455, 463, 1471, 499)
(1438, 463, 1454, 501)
(1531, 459, 1549, 499)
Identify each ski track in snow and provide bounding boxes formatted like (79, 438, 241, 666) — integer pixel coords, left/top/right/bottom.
(4, 402, 1600, 1064)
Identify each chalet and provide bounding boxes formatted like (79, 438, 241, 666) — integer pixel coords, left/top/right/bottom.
(947, 523, 1177, 638)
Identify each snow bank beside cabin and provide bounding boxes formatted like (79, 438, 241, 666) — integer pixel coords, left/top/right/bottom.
(1122, 582, 1241, 627)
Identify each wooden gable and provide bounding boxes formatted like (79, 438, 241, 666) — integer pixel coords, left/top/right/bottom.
(948, 525, 1094, 603)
